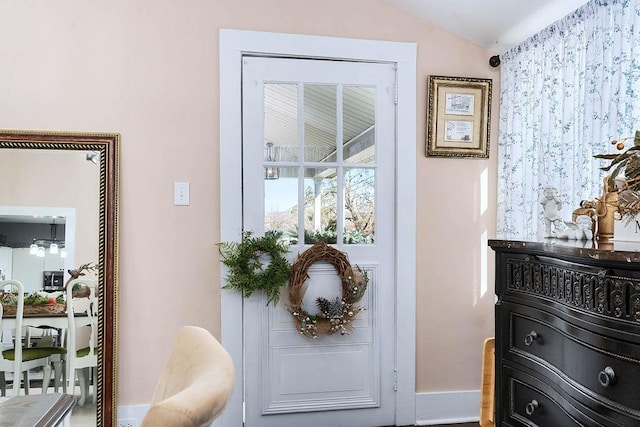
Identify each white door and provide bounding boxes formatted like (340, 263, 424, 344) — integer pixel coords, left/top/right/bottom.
(242, 56, 397, 427)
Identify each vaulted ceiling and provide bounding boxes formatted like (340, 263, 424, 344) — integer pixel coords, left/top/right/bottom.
(389, 0, 591, 53)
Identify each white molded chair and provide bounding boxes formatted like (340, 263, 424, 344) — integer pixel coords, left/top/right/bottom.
(0, 279, 59, 396)
(65, 278, 98, 406)
(141, 326, 235, 427)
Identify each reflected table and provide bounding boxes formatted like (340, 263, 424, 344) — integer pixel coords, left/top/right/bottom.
(1, 312, 68, 330)
(0, 393, 75, 426)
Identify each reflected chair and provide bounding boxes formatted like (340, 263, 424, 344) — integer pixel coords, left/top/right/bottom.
(141, 326, 235, 427)
(0, 279, 62, 396)
(28, 325, 67, 393)
(65, 278, 98, 406)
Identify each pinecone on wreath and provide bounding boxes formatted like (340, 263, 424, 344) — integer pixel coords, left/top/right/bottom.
(316, 296, 344, 319)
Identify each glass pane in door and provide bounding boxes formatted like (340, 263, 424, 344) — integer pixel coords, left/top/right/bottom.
(265, 83, 298, 162)
(265, 167, 299, 245)
(264, 84, 378, 246)
(304, 167, 337, 243)
(304, 85, 337, 162)
(343, 168, 375, 244)
(343, 86, 375, 164)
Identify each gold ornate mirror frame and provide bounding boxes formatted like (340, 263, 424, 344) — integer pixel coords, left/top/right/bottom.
(0, 129, 119, 426)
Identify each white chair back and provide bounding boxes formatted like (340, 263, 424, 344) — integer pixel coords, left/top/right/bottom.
(65, 277, 98, 404)
(0, 280, 63, 396)
(0, 280, 25, 395)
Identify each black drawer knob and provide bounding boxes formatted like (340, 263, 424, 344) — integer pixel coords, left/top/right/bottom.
(525, 399, 539, 416)
(598, 366, 616, 387)
(524, 331, 538, 346)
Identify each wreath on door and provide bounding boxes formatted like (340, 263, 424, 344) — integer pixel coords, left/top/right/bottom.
(218, 231, 291, 306)
(285, 241, 369, 338)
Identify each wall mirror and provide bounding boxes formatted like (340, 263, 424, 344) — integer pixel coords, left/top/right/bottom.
(0, 130, 119, 426)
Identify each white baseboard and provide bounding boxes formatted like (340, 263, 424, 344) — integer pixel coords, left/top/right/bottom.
(116, 404, 222, 426)
(117, 390, 480, 426)
(415, 390, 480, 426)
(117, 404, 148, 424)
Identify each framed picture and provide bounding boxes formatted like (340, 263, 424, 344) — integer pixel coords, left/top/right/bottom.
(426, 75, 492, 158)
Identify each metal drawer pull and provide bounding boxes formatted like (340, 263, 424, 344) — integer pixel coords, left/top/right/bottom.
(598, 366, 616, 387)
(525, 399, 538, 416)
(524, 331, 538, 346)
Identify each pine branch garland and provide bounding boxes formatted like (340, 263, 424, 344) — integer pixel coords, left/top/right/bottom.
(218, 231, 291, 306)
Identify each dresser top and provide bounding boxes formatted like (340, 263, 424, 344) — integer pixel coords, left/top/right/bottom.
(489, 238, 640, 264)
(0, 393, 74, 427)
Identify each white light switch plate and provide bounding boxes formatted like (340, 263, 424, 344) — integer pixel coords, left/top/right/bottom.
(174, 182, 190, 206)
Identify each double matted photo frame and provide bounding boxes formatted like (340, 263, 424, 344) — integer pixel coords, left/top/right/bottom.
(426, 75, 492, 158)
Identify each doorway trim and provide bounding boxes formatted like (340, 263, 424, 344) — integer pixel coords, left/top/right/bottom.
(0, 205, 76, 282)
(219, 29, 417, 426)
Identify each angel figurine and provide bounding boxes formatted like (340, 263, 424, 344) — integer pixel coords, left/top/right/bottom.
(540, 186, 565, 237)
(553, 215, 594, 240)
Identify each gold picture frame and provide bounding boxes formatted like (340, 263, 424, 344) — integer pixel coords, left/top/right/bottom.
(426, 75, 492, 158)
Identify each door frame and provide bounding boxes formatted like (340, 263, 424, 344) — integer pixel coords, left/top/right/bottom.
(219, 29, 417, 426)
(0, 205, 77, 283)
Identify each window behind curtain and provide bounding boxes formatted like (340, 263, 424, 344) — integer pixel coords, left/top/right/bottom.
(497, 0, 640, 240)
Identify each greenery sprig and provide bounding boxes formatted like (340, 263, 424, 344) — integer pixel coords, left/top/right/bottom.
(218, 231, 291, 306)
(593, 130, 640, 222)
(594, 130, 640, 192)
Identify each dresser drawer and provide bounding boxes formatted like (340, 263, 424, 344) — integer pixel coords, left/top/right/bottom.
(503, 302, 640, 417)
(500, 252, 640, 337)
(491, 241, 640, 426)
(501, 365, 600, 426)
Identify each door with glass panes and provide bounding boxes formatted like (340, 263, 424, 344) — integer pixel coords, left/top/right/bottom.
(242, 56, 396, 427)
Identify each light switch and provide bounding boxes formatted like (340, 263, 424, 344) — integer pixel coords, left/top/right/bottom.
(174, 182, 190, 206)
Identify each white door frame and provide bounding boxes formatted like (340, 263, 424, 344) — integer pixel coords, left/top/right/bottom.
(0, 205, 76, 283)
(219, 29, 417, 426)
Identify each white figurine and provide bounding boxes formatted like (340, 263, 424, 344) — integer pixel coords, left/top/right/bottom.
(554, 215, 594, 240)
(540, 186, 565, 237)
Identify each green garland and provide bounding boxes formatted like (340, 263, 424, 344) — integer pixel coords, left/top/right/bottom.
(218, 231, 291, 306)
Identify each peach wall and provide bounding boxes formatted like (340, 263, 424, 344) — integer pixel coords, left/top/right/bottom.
(0, 0, 498, 407)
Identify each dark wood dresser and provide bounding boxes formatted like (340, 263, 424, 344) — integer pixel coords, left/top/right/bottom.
(489, 239, 640, 426)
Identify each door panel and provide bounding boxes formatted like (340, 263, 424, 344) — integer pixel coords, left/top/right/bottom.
(242, 56, 395, 427)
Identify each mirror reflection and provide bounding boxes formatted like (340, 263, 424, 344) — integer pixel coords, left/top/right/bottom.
(0, 132, 118, 427)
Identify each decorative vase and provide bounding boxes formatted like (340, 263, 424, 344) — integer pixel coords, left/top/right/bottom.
(596, 177, 618, 240)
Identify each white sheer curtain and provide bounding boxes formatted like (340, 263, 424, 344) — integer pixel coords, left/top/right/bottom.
(497, 0, 640, 239)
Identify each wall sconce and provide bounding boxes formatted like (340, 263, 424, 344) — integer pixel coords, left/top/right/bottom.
(265, 142, 279, 180)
